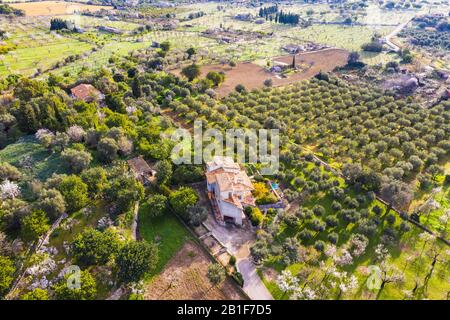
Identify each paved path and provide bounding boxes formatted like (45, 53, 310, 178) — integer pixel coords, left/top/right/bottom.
(384, 18, 414, 52)
(203, 214, 273, 300)
(237, 256, 273, 300)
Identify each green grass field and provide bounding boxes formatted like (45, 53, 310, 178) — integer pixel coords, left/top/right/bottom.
(417, 185, 450, 238)
(139, 209, 192, 278)
(0, 135, 65, 181)
(58, 14, 143, 31)
(0, 38, 93, 76)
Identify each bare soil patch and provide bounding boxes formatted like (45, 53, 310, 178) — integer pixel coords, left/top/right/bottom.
(172, 48, 349, 97)
(144, 240, 247, 300)
(273, 48, 349, 84)
(10, 1, 109, 16)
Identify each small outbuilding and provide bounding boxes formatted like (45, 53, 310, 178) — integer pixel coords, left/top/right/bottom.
(127, 156, 156, 185)
(70, 84, 104, 103)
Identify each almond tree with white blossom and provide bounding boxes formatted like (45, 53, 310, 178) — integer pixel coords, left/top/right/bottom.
(290, 285, 317, 300)
(375, 260, 405, 300)
(67, 125, 86, 142)
(0, 179, 21, 200)
(276, 270, 299, 299)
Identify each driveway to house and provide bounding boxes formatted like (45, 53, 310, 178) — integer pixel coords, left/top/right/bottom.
(203, 212, 273, 300)
(384, 17, 413, 52)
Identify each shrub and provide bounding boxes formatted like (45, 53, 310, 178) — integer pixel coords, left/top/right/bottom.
(21, 288, 48, 300)
(71, 228, 121, 266)
(235, 84, 246, 93)
(169, 187, 198, 219)
(116, 241, 158, 283)
(314, 240, 325, 251)
(53, 270, 96, 300)
(61, 148, 92, 173)
(255, 193, 278, 205)
(328, 232, 339, 244)
(249, 208, 264, 226)
(0, 162, 21, 181)
(140, 194, 168, 219)
(232, 271, 244, 286)
(0, 255, 15, 297)
(21, 210, 50, 242)
(263, 79, 273, 87)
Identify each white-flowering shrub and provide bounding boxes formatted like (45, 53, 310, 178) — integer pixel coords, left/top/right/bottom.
(324, 244, 337, 258)
(347, 234, 368, 258)
(290, 285, 317, 300)
(0, 179, 21, 199)
(374, 244, 389, 262)
(67, 125, 86, 142)
(334, 249, 353, 266)
(126, 106, 137, 115)
(35, 128, 53, 140)
(276, 270, 298, 294)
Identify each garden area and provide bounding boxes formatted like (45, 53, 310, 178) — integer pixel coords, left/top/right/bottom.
(139, 209, 192, 278)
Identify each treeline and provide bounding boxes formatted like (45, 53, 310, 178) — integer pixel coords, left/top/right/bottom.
(83, 0, 151, 6)
(362, 34, 384, 52)
(0, 4, 25, 16)
(187, 11, 205, 20)
(258, 5, 278, 18)
(401, 28, 450, 51)
(258, 5, 300, 25)
(276, 11, 300, 25)
(50, 18, 69, 31)
(414, 15, 449, 32)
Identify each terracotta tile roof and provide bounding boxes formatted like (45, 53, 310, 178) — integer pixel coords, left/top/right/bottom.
(206, 168, 225, 184)
(70, 84, 103, 102)
(241, 194, 256, 206)
(206, 156, 240, 171)
(223, 194, 243, 209)
(215, 170, 253, 193)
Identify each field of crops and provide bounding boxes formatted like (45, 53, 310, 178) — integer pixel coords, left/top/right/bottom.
(58, 14, 143, 31)
(0, 16, 94, 76)
(0, 1, 423, 79)
(9, 1, 109, 16)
